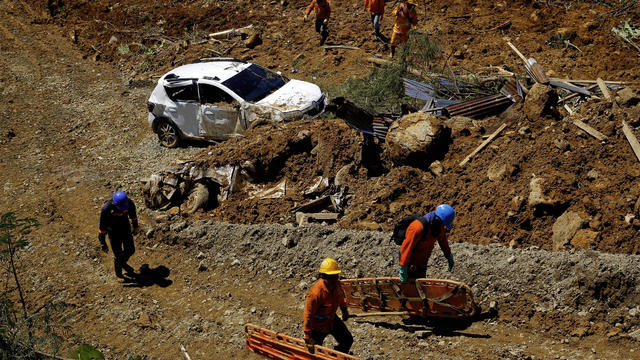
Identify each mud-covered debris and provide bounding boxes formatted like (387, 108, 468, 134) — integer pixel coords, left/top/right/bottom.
(552, 211, 587, 251)
(523, 84, 560, 120)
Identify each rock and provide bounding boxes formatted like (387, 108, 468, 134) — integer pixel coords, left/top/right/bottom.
(487, 162, 507, 182)
(357, 220, 382, 231)
(552, 211, 587, 251)
(571, 229, 599, 249)
(615, 87, 640, 107)
(281, 237, 297, 248)
(198, 260, 208, 271)
(243, 33, 262, 49)
(145, 228, 155, 238)
(586, 169, 599, 180)
(511, 195, 524, 211)
(518, 126, 531, 135)
(166, 206, 180, 215)
(429, 160, 443, 177)
(109, 36, 118, 44)
(297, 280, 308, 290)
(334, 165, 352, 186)
(630, 308, 638, 317)
(554, 139, 570, 152)
(628, 329, 640, 340)
(135, 313, 153, 329)
(170, 221, 187, 233)
(196, 251, 205, 259)
(625, 213, 635, 225)
(523, 84, 560, 121)
(528, 177, 560, 208)
(415, 330, 433, 338)
(231, 259, 240, 266)
(384, 112, 452, 169)
(507, 256, 516, 264)
(444, 115, 474, 131)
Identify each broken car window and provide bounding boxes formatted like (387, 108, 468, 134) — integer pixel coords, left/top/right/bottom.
(199, 84, 235, 104)
(164, 80, 197, 102)
(221, 64, 289, 103)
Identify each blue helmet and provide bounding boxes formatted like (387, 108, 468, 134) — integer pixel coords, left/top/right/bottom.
(112, 191, 129, 211)
(435, 204, 455, 230)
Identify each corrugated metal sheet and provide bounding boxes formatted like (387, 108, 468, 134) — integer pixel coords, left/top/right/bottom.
(403, 78, 460, 107)
(443, 93, 513, 118)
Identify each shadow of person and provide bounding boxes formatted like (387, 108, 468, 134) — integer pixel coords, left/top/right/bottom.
(354, 306, 497, 339)
(123, 264, 173, 288)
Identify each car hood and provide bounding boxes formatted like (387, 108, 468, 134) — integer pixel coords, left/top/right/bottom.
(255, 79, 322, 112)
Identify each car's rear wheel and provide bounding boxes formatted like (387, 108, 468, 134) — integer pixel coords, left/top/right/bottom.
(157, 120, 180, 148)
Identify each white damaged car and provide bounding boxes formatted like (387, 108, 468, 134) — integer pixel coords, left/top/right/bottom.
(146, 58, 327, 147)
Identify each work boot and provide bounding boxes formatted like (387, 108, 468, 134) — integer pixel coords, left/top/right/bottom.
(123, 263, 135, 275)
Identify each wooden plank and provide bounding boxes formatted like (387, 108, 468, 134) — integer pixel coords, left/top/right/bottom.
(622, 120, 640, 163)
(573, 119, 607, 141)
(564, 104, 574, 115)
(459, 123, 508, 166)
(597, 78, 612, 101)
(549, 77, 639, 85)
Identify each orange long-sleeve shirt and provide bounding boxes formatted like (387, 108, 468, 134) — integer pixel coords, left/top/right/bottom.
(364, 0, 385, 15)
(392, 2, 417, 34)
(303, 279, 346, 336)
(399, 218, 451, 269)
(306, 0, 331, 20)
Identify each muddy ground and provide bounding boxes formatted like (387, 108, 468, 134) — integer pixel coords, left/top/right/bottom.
(1, 0, 640, 359)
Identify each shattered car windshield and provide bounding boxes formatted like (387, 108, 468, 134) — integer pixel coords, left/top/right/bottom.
(221, 64, 289, 103)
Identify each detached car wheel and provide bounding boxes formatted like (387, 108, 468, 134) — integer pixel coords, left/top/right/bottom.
(157, 121, 180, 148)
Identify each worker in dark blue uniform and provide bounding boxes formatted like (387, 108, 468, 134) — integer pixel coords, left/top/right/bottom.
(99, 191, 138, 280)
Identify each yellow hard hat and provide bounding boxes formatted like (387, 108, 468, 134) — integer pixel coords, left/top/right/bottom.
(319, 258, 341, 275)
(407, 0, 418, 6)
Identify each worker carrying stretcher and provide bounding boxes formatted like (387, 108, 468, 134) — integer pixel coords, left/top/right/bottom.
(303, 258, 353, 354)
(398, 204, 456, 282)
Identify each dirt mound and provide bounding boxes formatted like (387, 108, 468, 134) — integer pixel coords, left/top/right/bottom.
(147, 92, 640, 255)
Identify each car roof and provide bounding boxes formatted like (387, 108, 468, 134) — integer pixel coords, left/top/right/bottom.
(162, 59, 252, 84)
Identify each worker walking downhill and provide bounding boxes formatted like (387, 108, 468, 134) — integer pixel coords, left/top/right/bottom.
(390, 0, 418, 57)
(398, 204, 455, 282)
(303, 258, 353, 354)
(364, 0, 388, 42)
(98, 191, 139, 281)
(304, 0, 331, 45)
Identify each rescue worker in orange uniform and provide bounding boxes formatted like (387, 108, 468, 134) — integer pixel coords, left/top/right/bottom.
(304, 0, 331, 45)
(399, 204, 455, 282)
(364, 0, 388, 42)
(303, 258, 353, 354)
(390, 0, 418, 57)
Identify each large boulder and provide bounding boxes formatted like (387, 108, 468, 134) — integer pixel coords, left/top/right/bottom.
(552, 211, 587, 251)
(523, 83, 560, 121)
(528, 177, 561, 208)
(384, 112, 451, 169)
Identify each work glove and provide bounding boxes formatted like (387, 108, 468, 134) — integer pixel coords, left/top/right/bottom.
(323, 18, 328, 25)
(132, 219, 139, 229)
(98, 233, 108, 253)
(303, 14, 308, 22)
(304, 336, 315, 353)
(446, 253, 455, 271)
(398, 265, 408, 283)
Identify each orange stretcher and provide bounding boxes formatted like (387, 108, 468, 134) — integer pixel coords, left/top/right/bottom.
(341, 277, 479, 318)
(245, 324, 359, 360)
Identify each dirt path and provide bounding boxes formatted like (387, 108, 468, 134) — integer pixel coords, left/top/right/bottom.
(1, 1, 640, 359)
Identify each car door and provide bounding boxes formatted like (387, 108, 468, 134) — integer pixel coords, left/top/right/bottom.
(163, 79, 199, 138)
(198, 83, 246, 140)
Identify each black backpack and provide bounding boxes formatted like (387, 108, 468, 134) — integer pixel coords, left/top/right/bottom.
(390, 214, 430, 245)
